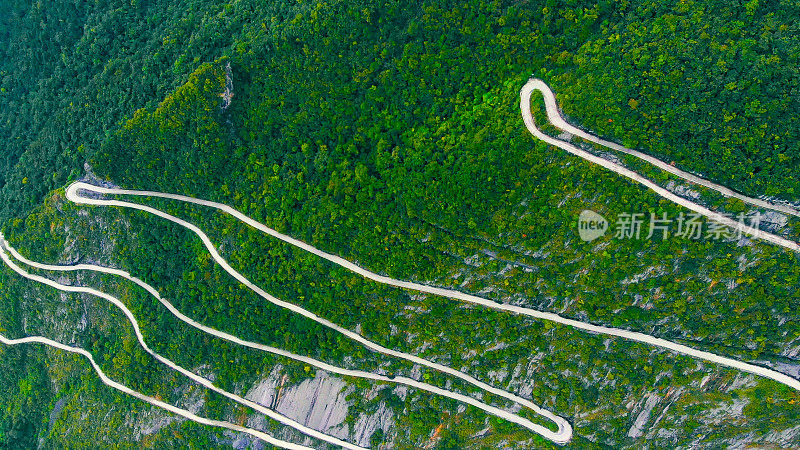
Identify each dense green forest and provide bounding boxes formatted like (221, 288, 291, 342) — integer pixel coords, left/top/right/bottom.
(0, 0, 798, 448)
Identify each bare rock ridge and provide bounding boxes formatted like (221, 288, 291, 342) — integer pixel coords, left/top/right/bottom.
(221, 61, 234, 110)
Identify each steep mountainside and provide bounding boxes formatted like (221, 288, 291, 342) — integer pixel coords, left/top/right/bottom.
(1, 0, 798, 448)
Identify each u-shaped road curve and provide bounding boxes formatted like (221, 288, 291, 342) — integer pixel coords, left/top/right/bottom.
(60, 180, 800, 444)
(520, 78, 800, 253)
(63, 181, 573, 443)
(2, 78, 798, 447)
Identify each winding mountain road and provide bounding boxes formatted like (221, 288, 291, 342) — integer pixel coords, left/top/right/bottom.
(524, 79, 800, 218)
(63, 182, 572, 444)
(0, 334, 311, 450)
(1, 236, 566, 446)
(62, 180, 800, 444)
(0, 237, 362, 450)
(2, 77, 797, 447)
(520, 78, 800, 253)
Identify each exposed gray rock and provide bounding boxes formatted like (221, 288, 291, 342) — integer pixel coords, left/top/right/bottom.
(47, 398, 68, 432)
(627, 393, 660, 438)
(277, 372, 350, 435)
(665, 180, 701, 201)
(246, 370, 350, 440)
(352, 402, 394, 448)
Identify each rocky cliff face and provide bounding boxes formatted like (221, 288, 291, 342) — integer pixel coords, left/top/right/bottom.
(220, 61, 234, 110)
(238, 367, 395, 448)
